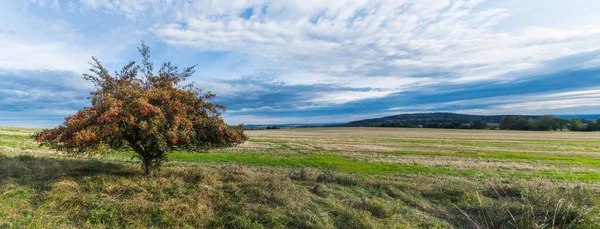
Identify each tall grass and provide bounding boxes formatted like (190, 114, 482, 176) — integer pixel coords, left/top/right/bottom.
(1, 127, 600, 228)
(456, 181, 597, 228)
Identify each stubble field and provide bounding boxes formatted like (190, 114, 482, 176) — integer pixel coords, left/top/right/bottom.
(1, 127, 599, 228)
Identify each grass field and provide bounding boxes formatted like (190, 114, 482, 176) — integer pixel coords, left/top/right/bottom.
(1, 127, 600, 228)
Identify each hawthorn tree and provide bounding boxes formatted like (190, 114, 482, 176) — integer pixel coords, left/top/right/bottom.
(34, 44, 247, 176)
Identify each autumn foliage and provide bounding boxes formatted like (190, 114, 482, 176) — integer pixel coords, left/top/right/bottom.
(34, 44, 247, 175)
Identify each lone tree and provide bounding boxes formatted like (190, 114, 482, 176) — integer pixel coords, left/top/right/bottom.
(34, 44, 248, 176)
(470, 119, 487, 129)
(569, 117, 583, 131)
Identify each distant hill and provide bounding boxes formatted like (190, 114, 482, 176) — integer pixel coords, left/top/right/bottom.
(555, 114, 600, 120)
(345, 112, 541, 126)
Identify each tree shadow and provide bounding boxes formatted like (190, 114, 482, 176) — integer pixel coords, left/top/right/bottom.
(0, 154, 138, 190)
(0, 154, 152, 226)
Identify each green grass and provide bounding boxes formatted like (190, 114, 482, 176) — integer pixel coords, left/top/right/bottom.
(172, 152, 600, 181)
(168, 153, 477, 176)
(1, 127, 600, 228)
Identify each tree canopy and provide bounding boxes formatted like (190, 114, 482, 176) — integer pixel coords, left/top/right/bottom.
(470, 119, 488, 129)
(569, 117, 583, 131)
(34, 43, 247, 175)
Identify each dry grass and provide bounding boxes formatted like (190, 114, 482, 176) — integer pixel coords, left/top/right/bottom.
(1, 127, 600, 228)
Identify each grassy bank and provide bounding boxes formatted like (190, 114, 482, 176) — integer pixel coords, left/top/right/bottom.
(1, 127, 599, 228)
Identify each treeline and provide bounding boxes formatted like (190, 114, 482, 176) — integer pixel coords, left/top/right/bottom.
(366, 115, 600, 132)
(347, 112, 540, 127)
(265, 126, 281, 130)
(424, 119, 490, 129)
(367, 122, 415, 128)
(499, 115, 600, 131)
(369, 120, 490, 129)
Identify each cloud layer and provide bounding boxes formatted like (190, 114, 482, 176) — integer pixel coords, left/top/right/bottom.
(1, 0, 600, 126)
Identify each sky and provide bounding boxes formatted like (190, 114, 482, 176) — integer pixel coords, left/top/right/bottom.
(1, 0, 600, 127)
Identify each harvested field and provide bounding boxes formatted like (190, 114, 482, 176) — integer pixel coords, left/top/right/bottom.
(1, 127, 599, 228)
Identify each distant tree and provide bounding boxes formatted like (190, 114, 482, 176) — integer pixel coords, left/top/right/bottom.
(515, 118, 531, 130)
(368, 121, 416, 128)
(34, 43, 247, 176)
(442, 122, 463, 129)
(471, 119, 488, 129)
(587, 118, 600, 131)
(424, 123, 441, 128)
(569, 118, 583, 131)
(556, 118, 568, 131)
(528, 119, 541, 131)
(588, 119, 600, 131)
(500, 116, 517, 130)
(539, 115, 558, 131)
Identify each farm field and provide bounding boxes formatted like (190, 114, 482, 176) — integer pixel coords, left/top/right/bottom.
(1, 127, 600, 228)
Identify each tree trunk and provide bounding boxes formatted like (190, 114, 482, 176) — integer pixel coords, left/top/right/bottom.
(142, 157, 153, 176)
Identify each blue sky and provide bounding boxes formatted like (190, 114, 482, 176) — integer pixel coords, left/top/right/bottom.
(1, 0, 600, 127)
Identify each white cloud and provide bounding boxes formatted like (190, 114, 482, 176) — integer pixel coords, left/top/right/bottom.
(493, 89, 600, 112)
(11, 1, 600, 101)
(311, 90, 399, 105)
(3, 0, 600, 126)
(0, 39, 91, 72)
(132, 0, 600, 98)
(390, 88, 600, 115)
(0, 1, 147, 73)
(28, 0, 60, 9)
(0, 2, 89, 72)
(223, 111, 397, 125)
